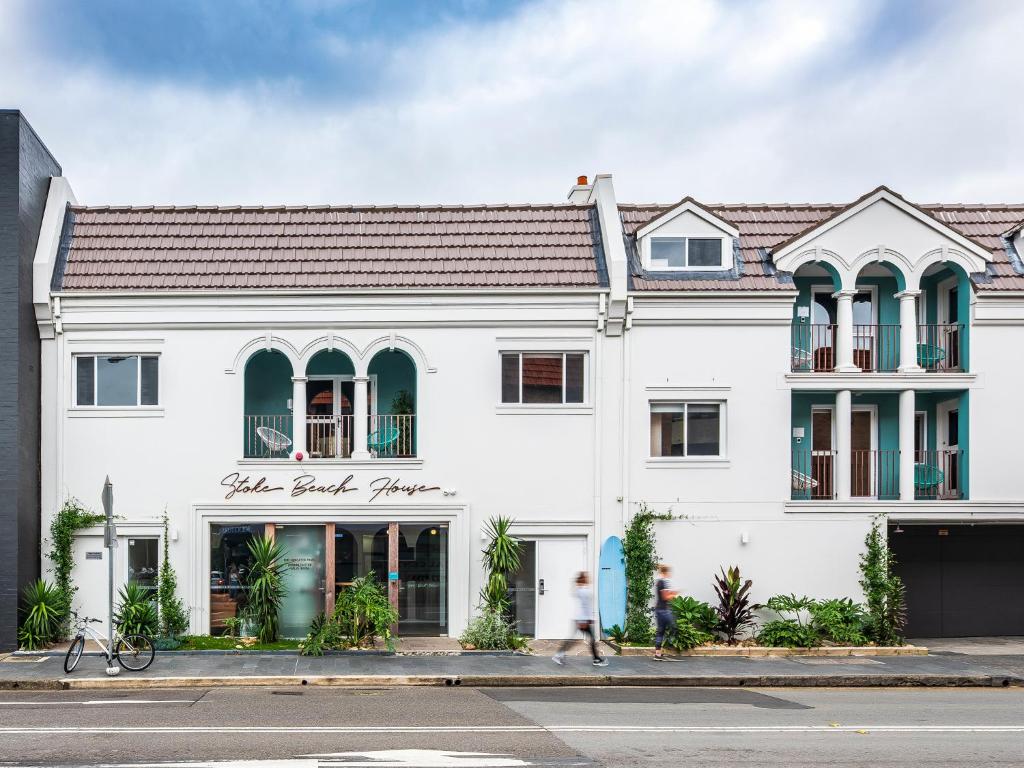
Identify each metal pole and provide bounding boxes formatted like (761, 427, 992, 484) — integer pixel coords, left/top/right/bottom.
(101, 476, 119, 675)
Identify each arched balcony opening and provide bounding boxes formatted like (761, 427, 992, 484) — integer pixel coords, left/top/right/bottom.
(918, 260, 970, 373)
(367, 349, 417, 458)
(243, 350, 294, 458)
(790, 262, 842, 372)
(304, 350, 357, 459)
(849, 260, 907, 373)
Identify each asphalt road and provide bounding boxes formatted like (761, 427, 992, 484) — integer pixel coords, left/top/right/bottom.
(0, 686, 1020, 767)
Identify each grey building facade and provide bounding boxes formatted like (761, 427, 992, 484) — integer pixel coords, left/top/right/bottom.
(0, 111, 60, 651)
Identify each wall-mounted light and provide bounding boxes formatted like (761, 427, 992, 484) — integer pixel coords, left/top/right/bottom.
(740, 531, 750, 545)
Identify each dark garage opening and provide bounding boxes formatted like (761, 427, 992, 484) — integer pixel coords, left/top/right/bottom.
(890, 524, 1024, 637)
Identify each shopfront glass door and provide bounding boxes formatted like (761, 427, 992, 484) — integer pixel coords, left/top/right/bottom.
(278, 525, 326, 638)
(397, 524, 448, 636)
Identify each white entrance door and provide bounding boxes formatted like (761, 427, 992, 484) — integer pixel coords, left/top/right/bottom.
(534, 537, 588, 639)
(71, 534, 111, 625)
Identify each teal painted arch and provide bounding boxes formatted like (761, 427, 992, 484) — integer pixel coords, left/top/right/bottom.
(305, 349, 356, 377)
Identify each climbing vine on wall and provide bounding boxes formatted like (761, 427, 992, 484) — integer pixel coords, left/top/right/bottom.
(622, 503, 673, 644)
(47, 499, 105, 634)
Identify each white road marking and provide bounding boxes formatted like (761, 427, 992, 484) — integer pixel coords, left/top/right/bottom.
(0, 699, 196, 706)
(0, 724, 1023, 735)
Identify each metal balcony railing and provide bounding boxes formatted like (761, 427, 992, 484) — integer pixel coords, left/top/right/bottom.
(851, 449, 900, 499)
(243, 414, 293, 458)
(918, 324, 964, 371)
(306, 414, 354, 459)
(368, 413, 416, 458)
(791, 324, 836, 372)
(791, 450, 837, 500)
(914, 449, 965, 499)
(852, 324, 900, 372)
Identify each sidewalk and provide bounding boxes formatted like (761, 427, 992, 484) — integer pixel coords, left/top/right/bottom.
(2, 647, 1023, 689)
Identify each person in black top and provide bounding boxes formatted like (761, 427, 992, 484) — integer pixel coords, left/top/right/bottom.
(653, 563, 677, 660)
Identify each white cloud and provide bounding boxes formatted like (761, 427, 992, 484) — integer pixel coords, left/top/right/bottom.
(0, 0, 1021, 205)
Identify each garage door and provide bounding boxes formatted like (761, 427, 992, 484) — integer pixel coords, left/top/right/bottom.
(890, 524, 1024, 637)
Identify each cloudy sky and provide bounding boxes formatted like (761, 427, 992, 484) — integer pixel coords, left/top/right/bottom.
(1, 0, 1021, 206)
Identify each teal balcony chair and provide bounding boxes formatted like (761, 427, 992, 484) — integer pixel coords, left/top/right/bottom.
(913, 462, 944, 491)
(367, 425, 400, 457)
(917, 342, 946, 368)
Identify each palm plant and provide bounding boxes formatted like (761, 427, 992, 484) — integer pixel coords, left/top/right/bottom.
(480, 516, 522, 615)
(18, 579, 64, 650)
(114, 582, 160, 637)
(246, 535, 289, 643)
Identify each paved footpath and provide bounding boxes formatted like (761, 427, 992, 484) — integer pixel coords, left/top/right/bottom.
(2, 649, 1023, 689)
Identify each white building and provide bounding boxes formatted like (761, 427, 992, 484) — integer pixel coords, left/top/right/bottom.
(32, 173, 1024, 639)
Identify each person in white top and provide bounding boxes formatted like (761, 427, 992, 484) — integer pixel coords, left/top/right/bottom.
(553, 571, 607, 666)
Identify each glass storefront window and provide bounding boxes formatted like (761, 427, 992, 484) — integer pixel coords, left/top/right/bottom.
(397, 524, 448, 636)
(334, 524, 389, 598)
(127, 538, 159, 596)
(209, 523, 263, 636)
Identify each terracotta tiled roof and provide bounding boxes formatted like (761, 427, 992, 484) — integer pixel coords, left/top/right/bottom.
(57, 205, 607, 291)
(621, 202, 1024, 291)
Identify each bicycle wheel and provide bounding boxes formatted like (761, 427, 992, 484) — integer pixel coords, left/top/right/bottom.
(115, 634, 155, 671)
(64, 635, 85, 674)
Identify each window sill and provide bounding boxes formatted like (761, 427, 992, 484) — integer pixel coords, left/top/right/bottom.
(495, 404, 593, 415)
(68, 407, 164, 418)
(645, 457, 730, 468)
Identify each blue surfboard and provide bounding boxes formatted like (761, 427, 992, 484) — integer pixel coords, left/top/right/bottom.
(598, 535, 626, 632)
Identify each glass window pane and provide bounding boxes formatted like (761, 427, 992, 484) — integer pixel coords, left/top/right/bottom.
(521, 354, 563, 404)
(852, 290, 873, 325)
(812, 291, 838, 325)
(687, 238, 723, 267)
(650, 237, 686, 268)
(128, 538, 159, 594)
(76, 356, 95, 406)
(947, 409, 959, 446)
(651, 410, 685, 456)
(687, 404, 721, 456)
(209, 523, 263, 636)
(565, 354, 584, 403)
(97, 355, 138, 406)
(398, 523, 448, 636)
(140, 356, 159, 405)
(501, 354, 520, 403)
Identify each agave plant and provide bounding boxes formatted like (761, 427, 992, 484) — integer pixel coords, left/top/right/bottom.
(712, 566, 760, 644)
(480, 516, 522, 615)
(246, 535, 289, 643)
(114, 581, 160, 637)
(18, 579, 64, 650)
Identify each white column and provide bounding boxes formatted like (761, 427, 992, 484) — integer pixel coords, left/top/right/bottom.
(291, 376, 307, 457)
(896, 290, 923, 373)
(835, 389, 852, 501)
(352, 375, 370, 459)
(834, 290, 859, 372)
(899, 388, 916, 501)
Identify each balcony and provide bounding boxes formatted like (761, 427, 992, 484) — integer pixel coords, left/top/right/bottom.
(791, 448, 964, 501)
(914, 449, 964, 500)
(242, 347, 418, 460)
(917, 324, 964, 372)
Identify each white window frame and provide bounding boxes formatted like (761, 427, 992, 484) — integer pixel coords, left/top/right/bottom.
(649, 401, 726, 459)
(645, 235, 729, 271)
(498, 352, 589, 407)
(72, 353, 161, 409)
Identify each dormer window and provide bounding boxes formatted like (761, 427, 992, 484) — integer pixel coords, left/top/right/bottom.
(649, 236, 725, 270)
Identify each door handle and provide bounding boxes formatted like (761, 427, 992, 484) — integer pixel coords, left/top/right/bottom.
(538, 578, 545, 595)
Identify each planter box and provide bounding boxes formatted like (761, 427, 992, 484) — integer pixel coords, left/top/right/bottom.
(609, 642, 927, 657)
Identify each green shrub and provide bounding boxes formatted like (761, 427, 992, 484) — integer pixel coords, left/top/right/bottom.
(859, 517, 906, 645)
(247, 535, 289, 643)
(157, 509, 189, 638)
(114, 582, 159, 637)
(604, 624, 627, 644)
(459, 607, 528, 651)
(17, 579, 64, 650)
(669, 595, 719, 635)
(758, 619, 819, 648)
(302, 574, 399, 655)
(809, 598, 868, 645)
(665, 621, 713, 652)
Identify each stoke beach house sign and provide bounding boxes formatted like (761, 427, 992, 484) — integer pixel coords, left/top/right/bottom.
(220, 472, 441, 502)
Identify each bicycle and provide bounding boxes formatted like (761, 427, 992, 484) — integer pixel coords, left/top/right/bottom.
(64, 612, 155, 674)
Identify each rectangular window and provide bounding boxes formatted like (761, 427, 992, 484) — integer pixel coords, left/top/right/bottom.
(649, 237, 725, 269)
(650, 402, 723, 457)
(75, 354, 160, 407)
(500, 352, 586, 405)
